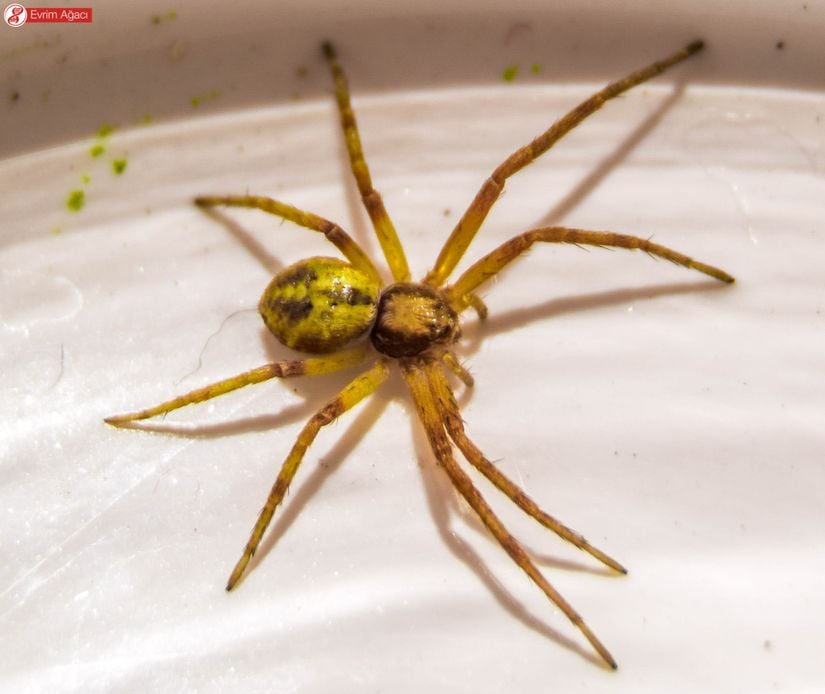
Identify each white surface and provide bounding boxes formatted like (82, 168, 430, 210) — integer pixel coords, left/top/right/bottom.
(2, 2, 825, 692)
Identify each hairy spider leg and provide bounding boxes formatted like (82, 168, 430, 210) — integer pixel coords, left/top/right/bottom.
(402, 361, 617, 669)
(194, 195, 381, 285)
(440, 350, 474, 387)
(447, 225, 735, 312)
(425, 40, 705, 288)
(226, 359, 390, 590)
(104, 345, 371, 424)
(322, 42, 411, 283)
(427, 361, 626, 573)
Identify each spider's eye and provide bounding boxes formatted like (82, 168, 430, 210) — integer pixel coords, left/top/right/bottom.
(259, 257, 380, 354)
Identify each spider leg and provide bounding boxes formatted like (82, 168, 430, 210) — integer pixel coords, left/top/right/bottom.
(105, 345, 370, 425)
(322, 42, 411, 283)
(226, 358, 390, 590)
(428, 361, 626, 573)
(447, 225, 735, 312)
(441, 350, 474, 388)
(194, 195, 381, 285)
(425, 40, 705, 287)
(402, 360, 617, 670)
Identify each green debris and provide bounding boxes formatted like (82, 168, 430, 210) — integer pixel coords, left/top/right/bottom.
(502, 64, 519, 82)
(138, 113, 153, 125)
(66, 190, 85, 212)
(97, 123, 114, 138)
(89, 143, 105, 157)
(530, 63, 542, 75)
(151, 10, 178, 25)
(112, 158, 128, 175)
(81, 173, 91, 185)
(190, 89, 220, 107)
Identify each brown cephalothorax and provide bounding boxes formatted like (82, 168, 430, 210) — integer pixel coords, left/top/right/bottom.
(106, 39, 734, 670)
(370, 283, 460, 358)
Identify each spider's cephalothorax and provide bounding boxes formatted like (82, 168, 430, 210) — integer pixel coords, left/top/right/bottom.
(107, 40, 735, 670)
(370, 282, 460, 358)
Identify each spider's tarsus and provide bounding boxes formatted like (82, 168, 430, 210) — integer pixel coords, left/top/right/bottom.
(103, 413, 132, 426)
(578, 618, 618, 670)
(226, 570, 243, 592)
(598, 552, 628, 575)
(226, 555, 250, 592)
(685, 39, 705, 55)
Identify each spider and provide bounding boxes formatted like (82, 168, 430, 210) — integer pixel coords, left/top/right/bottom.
(106, 40, 734, 669)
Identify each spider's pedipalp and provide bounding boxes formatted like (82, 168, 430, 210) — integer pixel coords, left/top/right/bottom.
(402, 360, 617, 670)
(467, 292, 489, 320)
(428, 363, 626, 574)
(426, 40, 705, 288)
(104, 345, 371, 425)
(441, 350, 474, 388)
(447, 226, 735, 312)
(226, 358, 389, 590)
(194, 194, 381, 285)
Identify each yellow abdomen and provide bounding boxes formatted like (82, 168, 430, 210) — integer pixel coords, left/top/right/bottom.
(259, 257, 380, 354)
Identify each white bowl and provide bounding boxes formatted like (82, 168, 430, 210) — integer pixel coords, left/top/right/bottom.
(2, 2, 823, 692)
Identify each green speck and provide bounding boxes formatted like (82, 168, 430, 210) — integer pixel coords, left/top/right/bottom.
(112, 159, 128, 175)
(138, 113, 153, 125)
(97, 123, 114, 138)
(66, 190, 85, 212)
(81, 173, 91, 185)
(51, 226, 62, 236)
(502, 64, 519, 82)
(190, 89, 220, 107)
(89, 144, 105, 157)
(530, 63, 542, 75)
(151, 10, 178, 25)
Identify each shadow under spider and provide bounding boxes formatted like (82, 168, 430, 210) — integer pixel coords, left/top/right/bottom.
(198, 206, 285, 276)
(459, 278, 730, 354)
(536, 83, 689, 228)
(408, 402, 608, 669)
(245, 392, 391, 577)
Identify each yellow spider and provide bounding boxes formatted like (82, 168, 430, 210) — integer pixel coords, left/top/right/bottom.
(106, 40, 733, 669)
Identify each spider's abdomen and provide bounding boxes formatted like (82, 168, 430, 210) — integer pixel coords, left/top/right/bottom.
(370, 283, 460, 358)
(259, 257, 380, 354)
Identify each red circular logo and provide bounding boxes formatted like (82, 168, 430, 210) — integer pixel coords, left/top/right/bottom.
(4, 3, 28, 26)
